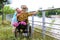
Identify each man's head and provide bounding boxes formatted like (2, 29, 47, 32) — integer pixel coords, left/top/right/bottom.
(21, 5, 28, 12)
(16, 8, 21, 13)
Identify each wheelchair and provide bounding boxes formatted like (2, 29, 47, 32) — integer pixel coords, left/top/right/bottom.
(14, 23, 32, 39)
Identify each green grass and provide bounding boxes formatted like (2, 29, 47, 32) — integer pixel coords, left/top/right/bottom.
(0, 15, 2, 23)
(0, 16, 57, 40)
(35, 28, 57, 40)
(0, 24, 57, 40)
(0, 25, 14, 40)
(0, 24, 41, 40)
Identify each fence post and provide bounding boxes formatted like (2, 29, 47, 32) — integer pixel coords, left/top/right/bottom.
(42, 11, 46, 40)
(31, 15, 34, 37)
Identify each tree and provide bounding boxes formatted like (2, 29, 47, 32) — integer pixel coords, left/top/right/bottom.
(37, 11, 42, 17)
(3, 6, 15, 14)
(56, 10, 60, 15)
(1, 6, 15, 20)
(0, 0, 12, 24)
(45, 10, 57, 17)
(0, 0, 11, 10)
(37, 10, 57, 17)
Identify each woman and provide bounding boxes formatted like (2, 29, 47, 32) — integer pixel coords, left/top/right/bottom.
(11, 8, 21, 32)
(16, 5, 37, 33)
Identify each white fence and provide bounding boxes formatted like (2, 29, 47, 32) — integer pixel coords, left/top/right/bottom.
(29, 20, 60, 40)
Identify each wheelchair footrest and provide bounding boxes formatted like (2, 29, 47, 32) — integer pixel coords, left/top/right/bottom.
(23, 31, 28, 33)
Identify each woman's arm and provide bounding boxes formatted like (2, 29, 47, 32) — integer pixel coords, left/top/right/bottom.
(17, 13, 20, 17)
(31, 11, 37, 15)
(28, 11, 38, 16)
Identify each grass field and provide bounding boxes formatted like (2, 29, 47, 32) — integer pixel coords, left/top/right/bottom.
(0, 24, 57, 40)
(0, 24, 40, 40)
(0, 16, 57, 40)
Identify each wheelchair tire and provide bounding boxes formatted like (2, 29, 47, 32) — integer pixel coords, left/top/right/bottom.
(14, 28, 20, 38)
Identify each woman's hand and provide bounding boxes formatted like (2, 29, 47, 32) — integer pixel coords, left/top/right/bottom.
(32, 11, 37, 15)
(30, 11, 38, 15)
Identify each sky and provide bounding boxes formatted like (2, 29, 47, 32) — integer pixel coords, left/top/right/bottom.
(9, 0, 60, 11)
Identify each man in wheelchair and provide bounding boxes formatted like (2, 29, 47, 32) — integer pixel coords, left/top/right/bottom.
(12, 5, 37, 37)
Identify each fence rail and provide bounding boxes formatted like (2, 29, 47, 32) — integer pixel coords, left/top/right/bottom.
(30, 23, 60, 30)
(29, 20, 60, 30)
(29, 20, 60, 39)
(29, 20, 60, 25)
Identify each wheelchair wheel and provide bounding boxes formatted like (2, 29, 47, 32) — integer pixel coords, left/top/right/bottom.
(29, 26, 31, 37)
(26, 26, 32, 40)
(14, 28, 19, 38)
(14, 25, 32, 40)
(26, 26, 31, 38)
(14, 28, 23, 40)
